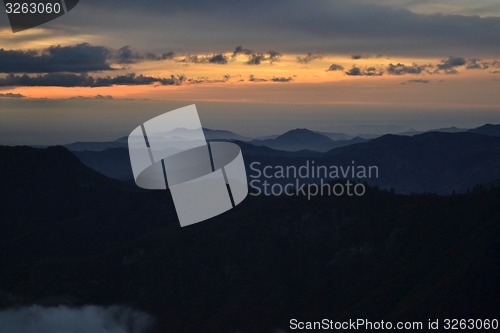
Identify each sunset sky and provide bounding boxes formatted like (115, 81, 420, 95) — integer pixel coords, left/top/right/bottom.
(1, 0, 499, 144)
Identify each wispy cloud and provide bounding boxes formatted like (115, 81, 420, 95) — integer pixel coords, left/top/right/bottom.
(271, 76, 293, 82)
(0, 92, 25, 98)
(402, 79, 430, 84)
(115, 45, 174, 64)
(297, 52, 324, 64)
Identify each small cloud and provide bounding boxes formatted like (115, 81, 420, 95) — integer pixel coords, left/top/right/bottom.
(248, 74, 267, 82)
(232, 45, 253, 58)
(436, 56, 466, 74)
(345, 66, 383, 76)
(69, 95, 114, 100)
(271, 76, 293, 82)
(466, 58, 489, 70)
(208, 54, 228, 64)
(327, 64, 344, 71)
(351, 54, 382, 60)
(161, 51, 175, 60)
(386, 63, 428, 75)
(178, 53, 229, 65)
(247, 51, 281, 65)
(345, 66, 362, 76)
(401, 79, 430, 84)
(296, 52, 323, 64)
(0, 92, 25, 98)
(187, 75, 231, 84)
(232, 46, 281, 65)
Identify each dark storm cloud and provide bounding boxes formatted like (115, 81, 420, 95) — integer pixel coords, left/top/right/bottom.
(0, 73, 185, 87)
(345, 66, 383, 76)
(0, 92, 25, 98)
(327, 64, 344, 71)
(0, 43, 112, 73)
(297, 52, 323, 64)
(386, 63, 429, 75)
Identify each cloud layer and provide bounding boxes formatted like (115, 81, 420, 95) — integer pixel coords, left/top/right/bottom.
(51, 0, 500, 57)
(0, 44, 112, 73)
(0, 73, 185, 87)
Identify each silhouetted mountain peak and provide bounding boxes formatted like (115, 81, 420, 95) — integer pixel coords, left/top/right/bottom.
(276, 128, 333, 143)
(468, 123, 500, 136)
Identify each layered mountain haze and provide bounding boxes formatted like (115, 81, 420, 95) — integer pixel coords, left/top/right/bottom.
(70, 124, 500, 194)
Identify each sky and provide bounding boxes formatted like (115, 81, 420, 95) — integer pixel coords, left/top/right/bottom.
(0, 0, 499, 144)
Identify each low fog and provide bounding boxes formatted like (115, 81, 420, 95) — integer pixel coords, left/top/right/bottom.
(0, 305, 153, 333)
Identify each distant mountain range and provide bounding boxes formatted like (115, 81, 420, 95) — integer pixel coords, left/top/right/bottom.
(0, 145, 498, 332)
(72, 125, 500, 194)
(468, 123, 500, 136)
(396, 123, 500, 137)
(64, 124, 500, 154)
